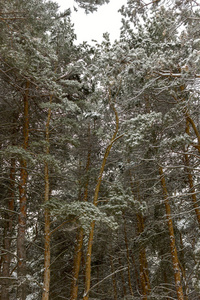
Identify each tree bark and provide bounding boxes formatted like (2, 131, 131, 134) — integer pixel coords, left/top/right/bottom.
(70, 124, 91, 300)
(159, 166, 184, 300)
(42, 95, 52, 300)
(17, 80, 29, 300)
(128, 172, 150, 298)
(131, 253, 141, 295)
(123, 215, 133, 296)
(184, 119, 200, 227)
(1, 158, 16, 300)
(83, 92, 120, 300)
(136, 213, 150, 300)
(179, 232, 189, 300)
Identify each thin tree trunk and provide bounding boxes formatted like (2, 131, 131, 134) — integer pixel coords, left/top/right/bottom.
(179, 232, 189, 300)
(131, 253, 141, 295)
(184, 119, 200, 226)
(159, 166, 184, 300)
(128, 172, 150, 298)
(71, 124, 91, 300)
(71, 228, 84, 300)
(83, 92, 120, 300)
(136, 213, 150, 300)
(1, 158, 16, 300)
(185, 113, 200, 152)
(42, 95, 52, 300)
(17, 80, 29, 300)
(123, 215, 133, 296)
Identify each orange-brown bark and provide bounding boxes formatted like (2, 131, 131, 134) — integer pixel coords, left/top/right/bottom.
(129, 172, 150, 298)
(83, 93, 120, 300)
(17, 81, 29, 300)
(71, 228, 84, 300)
(184, 153, 200, 226)
(71, 125, 91, 300)
(184, 119, 200, 227)
(159, 166, 184, 300)
(42, 95, 52, 300)
(83, 220, 95, 300)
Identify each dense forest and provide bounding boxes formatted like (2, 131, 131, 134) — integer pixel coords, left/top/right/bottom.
(1, 0, 200, 299)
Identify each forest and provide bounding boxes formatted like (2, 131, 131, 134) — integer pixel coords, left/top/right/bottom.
(0, 0, 200, 299)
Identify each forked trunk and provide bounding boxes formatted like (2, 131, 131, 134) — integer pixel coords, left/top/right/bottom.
(83, 92, 120, 300)
(159, 166, 184, 300)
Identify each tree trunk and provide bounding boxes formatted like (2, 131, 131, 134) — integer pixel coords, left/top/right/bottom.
(128, 172, 150, 298)
(131, 253, 141, 296)
(71, 124, 91, 300)
(83, 94, 120, 300)
(184, 119, 200, 227)
(179, 232, 189, 300)
(17, 81, 29, 300)
(159, 166, 184, 300)
(1, 158, 16, 300)
(123, 215, 133, 296)
(136, 213, 150, 300)
(71, 228, 84, 300)
(42, 95, 52, 300)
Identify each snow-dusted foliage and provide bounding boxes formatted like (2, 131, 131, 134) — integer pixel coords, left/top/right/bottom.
(1, 0, 200, 299)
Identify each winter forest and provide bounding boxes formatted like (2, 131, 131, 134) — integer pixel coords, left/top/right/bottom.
(1, 0, 200, 299)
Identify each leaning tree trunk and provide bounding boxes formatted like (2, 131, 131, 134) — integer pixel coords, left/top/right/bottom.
(83, 91, 121, 300)
(42, 95, 52, 300)
(17, 81, 29, 300)
(159, 166, 184, 300)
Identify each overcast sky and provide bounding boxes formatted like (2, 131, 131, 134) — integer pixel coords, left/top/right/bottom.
(56, 0, 126, 43)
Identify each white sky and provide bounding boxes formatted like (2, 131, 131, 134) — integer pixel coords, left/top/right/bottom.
(56, 0, 126, 43)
